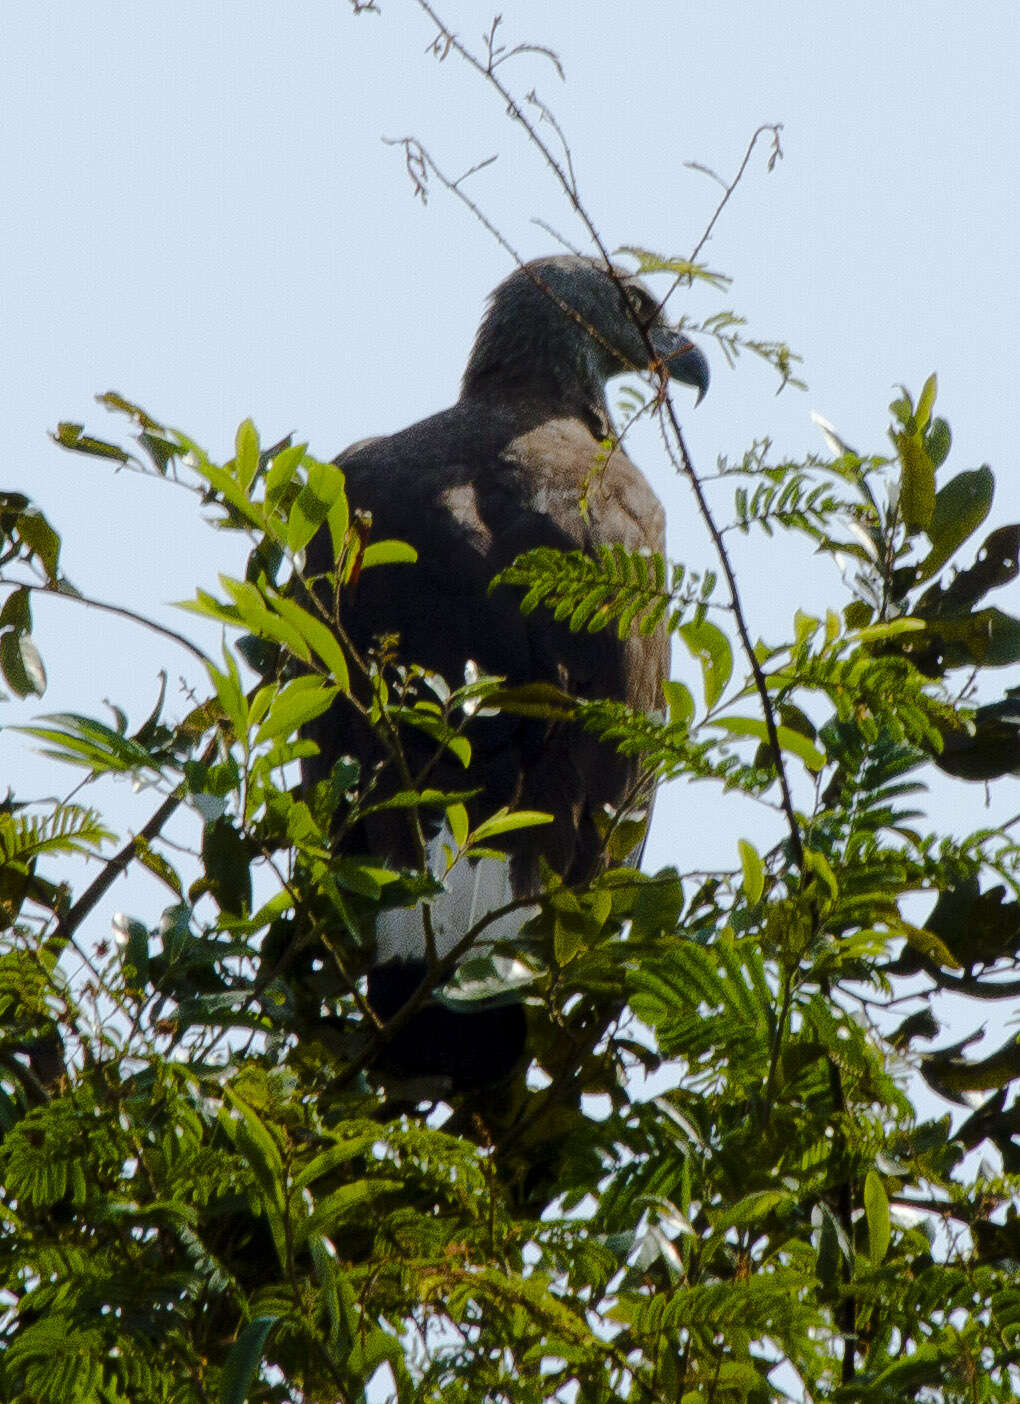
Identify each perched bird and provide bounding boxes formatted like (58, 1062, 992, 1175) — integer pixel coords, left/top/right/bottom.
(303, 254, 708, 1088)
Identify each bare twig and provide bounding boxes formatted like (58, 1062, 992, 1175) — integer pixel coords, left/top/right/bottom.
(413, 0, 610, 263)
(6, 579, 212, 667)
(483, 15, 565, 80)
(658, 391, 805, 868)
(524, 88, 578, 199)
(451, 153, 498, 189)
(530, 217, 584, 256)
(688, 123, 784, 268)
(50, 735, 220, 954)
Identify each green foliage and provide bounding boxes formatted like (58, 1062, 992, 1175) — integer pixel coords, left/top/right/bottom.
(494, 541, 720, 645)
(617, 244, 806, 392)
(4, 373, 1020, 1403)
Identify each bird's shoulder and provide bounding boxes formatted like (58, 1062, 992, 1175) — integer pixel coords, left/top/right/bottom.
(501, 418, 665, 555)
(333, 398, 664, 561)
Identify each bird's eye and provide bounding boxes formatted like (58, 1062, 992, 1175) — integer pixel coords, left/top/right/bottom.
(624, 285, 654, 325)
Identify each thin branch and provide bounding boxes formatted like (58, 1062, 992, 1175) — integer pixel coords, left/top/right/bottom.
(483, 15, 565, 81)
(7, 579, 212, 667)
(413, 0, 610, 263)
(530, 217, 583, 256)
(50, 737, 219, 952)
(657, 391, 804, 868)
(451, 153, 498, 189)
(524, 87, 578, 199)
(688, 124, 784, 269)
(381, 135, 664, 396)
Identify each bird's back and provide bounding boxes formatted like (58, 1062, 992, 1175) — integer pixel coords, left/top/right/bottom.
(304, 394, 666, 887)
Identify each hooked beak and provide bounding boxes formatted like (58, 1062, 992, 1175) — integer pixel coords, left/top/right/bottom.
(649, 326, 710, 404)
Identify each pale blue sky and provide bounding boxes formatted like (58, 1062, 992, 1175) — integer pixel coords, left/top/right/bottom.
(3, 1, 1019, 938)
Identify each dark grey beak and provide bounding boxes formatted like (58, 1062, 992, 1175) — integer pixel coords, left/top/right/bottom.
(650, 326, 710, 404)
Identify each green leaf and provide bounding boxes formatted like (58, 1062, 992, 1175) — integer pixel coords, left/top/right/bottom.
(348, 1327, 408, 1384)
(709, 715, 826, 772)
(393, 705, 472, 767)
(207, 648, 250, 742)
(15, 712, 163, 775)
(287, 461, 346, 555)
(0, 803, 112, 862)
(234, 418, 260, 493)
(471, 808, 554, 843)
(844, 599, 874, 629)
(264, 591, 350, 690)
(485, 682, 577, 719)
(360, 787, 478, 816)
(195, 458, 266, 530)
(52, 421, 130, 465)
(554, 913, 586, 965)
(0, 585, 31, 633)
(264, 441, 308, 508)
(661, 679, 694, 726)
(895, 920, 963, 970)
(302, 1179, 403, 1243)
(863, 1169, 891, 1263)
(914, 372, 937, 432)
(678, 619, 732, 709)
(360, 538, 418, 569)
(616, 244, 732, 290)
(222, 1092, 285, 1205)
(926, 415, 952, 468)
(219, 576, 310, 660)
(220, 1315, 277, 1404)
(253, 676, 340, 746)
(851, 617, 926, 643)
(737, 839, 764, 904)
(896, 429, 936, 532)
(293, 1133, 381, 1191)
(113, 913, 150, 987)
(0, 631, 46, 697)
(816, 1210, 840, 1286)
(177, 586, 243, 629)
(932, 607, 1020, 668)
(917, 466, 994, 581)
(446, 802, 469, 850)
(323, 465, 350, 562)
(14, 509, 63, 578)
(711, 1188, 791, 1232)
(200, 817, 252, 916)
(134, 839, 183, 896)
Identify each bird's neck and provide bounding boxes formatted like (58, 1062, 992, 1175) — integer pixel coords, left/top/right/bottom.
(461, 306, 615, 441)
(459, 376, 611, 442)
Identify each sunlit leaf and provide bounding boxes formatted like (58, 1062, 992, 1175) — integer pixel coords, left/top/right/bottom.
(737, 838, 764, 904)
(678, 619, 732, 709)
(233, 418, 260, 494)
(917, 466, 994, 582)
(896, 429, 935, 532)
(287, 460, 345, 555)
(709, 715, 826, 772)
(471, 808, 553, 842)
(360, 539, 418, 569)
(253, 676, 340, 746)
(864, 1169, 891, 1263)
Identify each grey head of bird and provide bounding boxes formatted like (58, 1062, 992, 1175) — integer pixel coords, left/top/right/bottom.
(460, 254, 709, 426)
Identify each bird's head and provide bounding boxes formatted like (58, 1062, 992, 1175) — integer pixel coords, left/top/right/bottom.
(462, 254, 709, 418)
